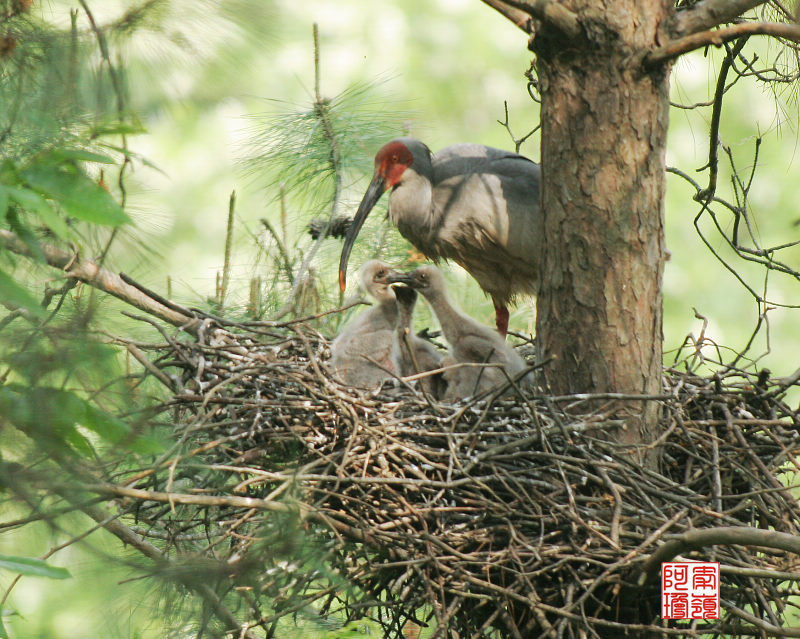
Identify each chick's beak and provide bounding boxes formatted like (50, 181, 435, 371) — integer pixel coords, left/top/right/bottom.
(385, 272, 414, 286)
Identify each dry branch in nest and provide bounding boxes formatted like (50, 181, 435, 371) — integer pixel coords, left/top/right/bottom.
(106, 312, 800, 639)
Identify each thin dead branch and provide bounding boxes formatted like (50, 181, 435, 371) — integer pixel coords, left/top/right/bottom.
(0, 229, 200, 332)
(648, 20, 800, 65)
(479, 0, 533, 33)
(697, 37, 750, 202)
(673, 1, 771, 37)
(498, 0, 581, 40)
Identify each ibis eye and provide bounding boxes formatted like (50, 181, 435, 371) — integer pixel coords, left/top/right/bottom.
(391, 155, 398, 163)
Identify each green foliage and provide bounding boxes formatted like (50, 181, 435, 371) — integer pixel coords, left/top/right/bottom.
(19, 159, 129, 226)
(0, 3, 172, 637)
(0, 385, 96, 456)
(0, 382, 161, 457)
(241, 77, 415, 329)
(0, 554, 71, 580)
(0, 148, 130, 243)
(0, 269, 45, 316)
(321, 619, 385, 638)
(3, 184, 71, 239)
(246, 81, 407, 211)
(0, 3, 133, 325)
(0, 11, 100, 160)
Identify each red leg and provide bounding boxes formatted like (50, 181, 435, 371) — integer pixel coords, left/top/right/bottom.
(493, 299, 509, 338)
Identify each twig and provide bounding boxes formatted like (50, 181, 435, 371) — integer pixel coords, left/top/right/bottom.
(723, 600, 800, 637)
(84, 483, 310, 515)
(282, 24, 343, 311)
(672, 0, 771, 37)
(260, 217, 294, 284)
(647, 21, 800, 65)
(125, 342, 179, 390)
(496, 100, 540, 153)
(220, 190, 236, 310)
(119, 272, 197, 318)
(697, 37, 750, 202)
(78, 0, 130, 264)
(643, 527, 800, 579)
(479, 0, 533, 33)
(489, 0, 582, 40)
(0, 229, 199, 333)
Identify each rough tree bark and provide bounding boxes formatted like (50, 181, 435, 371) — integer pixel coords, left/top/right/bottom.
(532, 1, 671, 460)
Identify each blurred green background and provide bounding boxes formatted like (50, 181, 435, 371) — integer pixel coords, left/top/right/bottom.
(1, 0, 799, 637)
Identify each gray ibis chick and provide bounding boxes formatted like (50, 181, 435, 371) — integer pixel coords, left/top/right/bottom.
(330, 260, 403, 388)
(393, 285, 445, 398)
(339, 137, 542, 336)
(388, 265, 530, 401)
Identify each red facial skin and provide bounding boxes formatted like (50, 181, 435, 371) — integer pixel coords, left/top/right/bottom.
(374, 141, 414, 189)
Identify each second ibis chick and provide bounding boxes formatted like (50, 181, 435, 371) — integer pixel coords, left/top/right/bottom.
(388, 265, 530, 401)
(330, 260, 403, 388)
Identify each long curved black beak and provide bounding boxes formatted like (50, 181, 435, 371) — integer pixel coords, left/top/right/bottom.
(385, 272, 415, 286)
(339, 173, 387, 291)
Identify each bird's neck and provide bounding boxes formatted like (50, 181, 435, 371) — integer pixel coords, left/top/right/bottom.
(389, 170, 440, 257)
(379, 299, 400, 324)
(395, 304, 413, 331)
(421, 288, 460, 343)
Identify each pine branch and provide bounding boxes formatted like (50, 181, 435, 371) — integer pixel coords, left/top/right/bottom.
(647, 20, 800, 65)
(0, 229, 200, 333)
(78, 0, 131, 263)
(281, 24, 344, 312)
(498, 0, 581, 39)
(479, 0, 533, 33)
(672, 0, 769, 37)
(219, 190, 236, 310)
(78, 502, 262, 639)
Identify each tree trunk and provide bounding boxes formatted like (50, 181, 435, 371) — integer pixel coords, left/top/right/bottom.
(533, 2, 671, 458)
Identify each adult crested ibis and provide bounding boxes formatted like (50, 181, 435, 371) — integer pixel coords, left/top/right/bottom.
(338, 137, 542, 336)
(387, 265, 531, 401)
(393, 285, 445, 398)
(330, 260, 403, 387)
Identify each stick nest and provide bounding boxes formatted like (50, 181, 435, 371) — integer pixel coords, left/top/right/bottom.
(130, 319, 800, 638)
